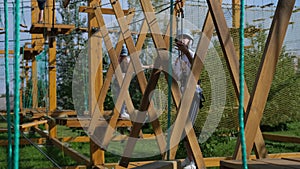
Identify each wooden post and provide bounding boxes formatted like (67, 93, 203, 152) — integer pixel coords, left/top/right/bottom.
(44, 0, 57, 138)
(233, 0, 295, 159)
(88, 0, 104, 166)
(232, 0, 240, 130)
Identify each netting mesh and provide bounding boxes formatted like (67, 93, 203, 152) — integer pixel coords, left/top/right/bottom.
(181, 0, 300, 133)
(1, 0, 300, 163)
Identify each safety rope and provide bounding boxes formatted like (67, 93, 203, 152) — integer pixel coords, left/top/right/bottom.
(166, 0, 175, 161)
(4, 0, 13, 168)
(13, 0, 21, 167)
(239, 0, 248, 168)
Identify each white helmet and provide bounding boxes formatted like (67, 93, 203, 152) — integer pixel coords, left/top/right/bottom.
(176, 29, 193, 41)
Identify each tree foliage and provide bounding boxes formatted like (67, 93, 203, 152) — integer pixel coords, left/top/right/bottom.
(56, 0, 87, 110)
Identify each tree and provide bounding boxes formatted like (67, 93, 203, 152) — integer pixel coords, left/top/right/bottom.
(56, 0, 87, 110)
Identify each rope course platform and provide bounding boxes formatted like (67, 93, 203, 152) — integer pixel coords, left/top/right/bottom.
(55, 117, 133, 128)
(29, 23, 75, 35)
(221, 158, 300, 169)
(79, 6, 131, 15)
(21, 46, 43, 60)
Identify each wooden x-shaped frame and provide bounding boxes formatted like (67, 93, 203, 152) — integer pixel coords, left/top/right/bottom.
(119, 0, 295, 167)
(206, 0, 295, 160)
(87, 0, 182, 156)
(229, 0, 296, 159)
(117, 0, 208, 168)
(86, 0, 294, 168)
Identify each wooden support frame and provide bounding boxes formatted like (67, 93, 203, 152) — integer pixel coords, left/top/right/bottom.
(87, 0, 105, 166)
(206, 0, 268, 159)
(232, 0, 295, 159)
(84, 1, 187, 167)
(119, 0, 208, 168)
(15, 0, 294, 168)
(79, 6, 130, 15)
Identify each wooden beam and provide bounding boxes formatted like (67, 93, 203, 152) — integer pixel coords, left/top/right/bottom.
(132, 160, 179, 169)
(60, 136, 90, 143)
(20, 120, 48, 129)
(206, 0, 268, 159)
(88, 0, 105, 166)
(233, 0, 295, 159)
(51, 137, 90, 165)
(263, 133, 300, 144)
(0, 138, 46, 146)
(88, 7, 150, 152)
(33, 127, 49, 138)
(100, 1, 168, 166)
(45, 165, 87, 169)
(0, 50, 14, 55)
(79, 6, 130, 15)
(30, 23, 75, 34)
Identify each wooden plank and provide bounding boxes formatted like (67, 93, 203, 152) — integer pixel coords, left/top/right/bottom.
(263, 133, 300, 144)
(132, 160, 178, 169)
(257, 159, 300, 169)
(208, 154, 300, 167)
(29, 23, 75, 35)
(30, 23, 75, 34)
(0, 50, 14, 55)
(55, 117, 132, 128)
(282, 158, 300, 163)
(60, 136, 90, 143)
(88, 0, 105, 166)
(0, 138, 46, 146)
(206, 0, 268, 159)
(51, 137, 90, 165)
(220, 160, 284, 169)
(51, 109, 78, 117)
(20, 120, 48, 129)
(45, 165, 87, 169)
(234, 0, 295, 159)
(79, 6, 130, 15)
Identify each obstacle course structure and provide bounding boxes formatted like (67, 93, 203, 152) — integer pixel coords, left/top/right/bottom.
(1, 0, 300, 168)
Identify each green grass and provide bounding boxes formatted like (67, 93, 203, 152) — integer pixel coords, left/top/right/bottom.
(1, 122, 300, 168)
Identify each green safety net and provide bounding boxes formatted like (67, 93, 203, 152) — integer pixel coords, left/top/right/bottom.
(22, 45, 48, 109)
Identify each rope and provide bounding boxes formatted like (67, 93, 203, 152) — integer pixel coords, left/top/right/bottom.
(4, 0, 13, 168)
(13, 0, 21, 167)
(166, 0, 175, 161)
(239, 0, 248, 168)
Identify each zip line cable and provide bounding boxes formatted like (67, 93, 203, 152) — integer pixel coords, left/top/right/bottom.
(0, 114, 62, 169)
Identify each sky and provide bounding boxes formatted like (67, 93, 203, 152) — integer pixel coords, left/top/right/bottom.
(0, 0, 299, 94)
